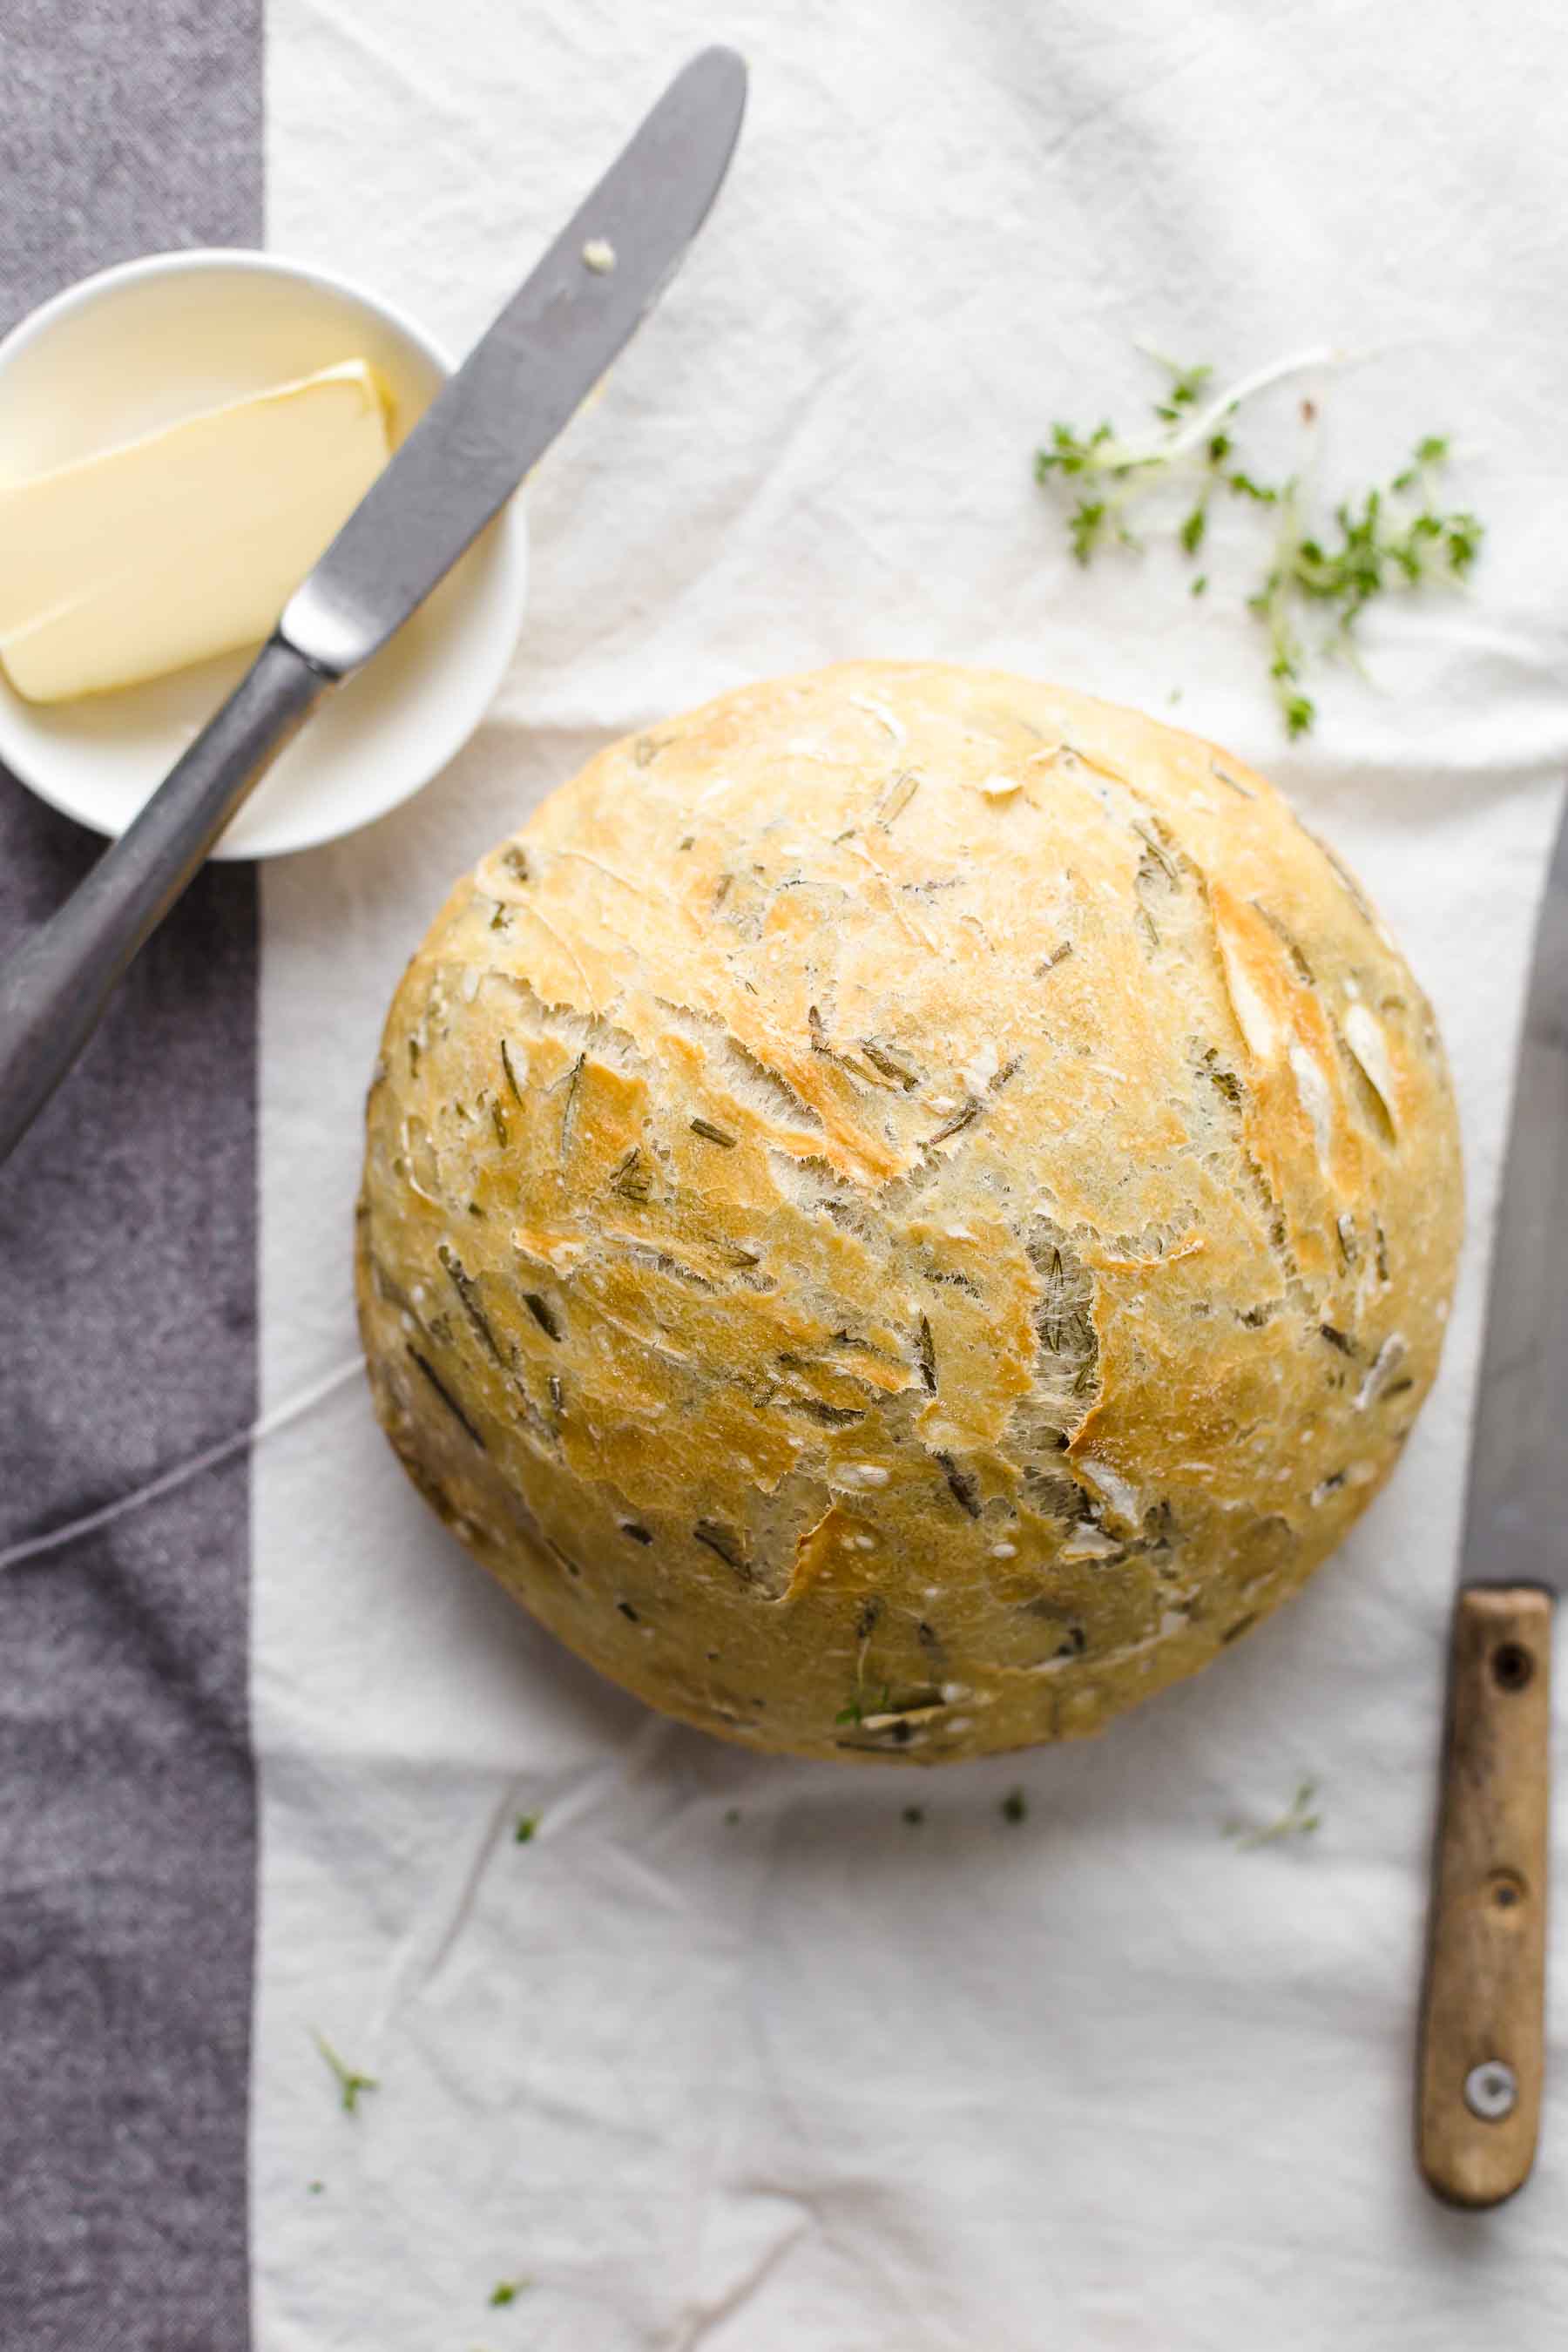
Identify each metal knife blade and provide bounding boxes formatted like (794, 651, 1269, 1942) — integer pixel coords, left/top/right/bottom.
(282, 43, 747, 676)
(1458, 797, 1568, 1587)
(1417, 787, 1568, 2209)
(0, 47, 746, 1168)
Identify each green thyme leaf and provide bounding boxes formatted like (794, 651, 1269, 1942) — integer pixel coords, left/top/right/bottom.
(1069, 498, 1109, 564)
(1154, 357, 1213, 416)
(514, 1814, 538, 1844)
(314, 2031, 378, 2117)
(1224, 1778, 1321, 1848)
(835, 1682, 893, 1729)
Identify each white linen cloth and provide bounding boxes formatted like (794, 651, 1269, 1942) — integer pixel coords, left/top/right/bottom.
(254, 3, 1568, 2342)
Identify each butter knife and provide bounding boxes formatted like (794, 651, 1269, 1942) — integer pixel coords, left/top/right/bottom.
(0, 44, 747, 1168)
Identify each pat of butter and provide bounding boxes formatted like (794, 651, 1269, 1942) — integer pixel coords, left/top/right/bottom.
(0, 359, 392, 702)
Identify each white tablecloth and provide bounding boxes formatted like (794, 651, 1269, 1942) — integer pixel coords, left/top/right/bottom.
(253, 3, 1568, 2342)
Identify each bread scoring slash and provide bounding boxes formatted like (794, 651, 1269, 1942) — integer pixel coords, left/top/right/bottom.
(355, 662, 1462, 1762)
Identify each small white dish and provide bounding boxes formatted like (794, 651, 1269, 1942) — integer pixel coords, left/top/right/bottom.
(0, 248, 529, 860)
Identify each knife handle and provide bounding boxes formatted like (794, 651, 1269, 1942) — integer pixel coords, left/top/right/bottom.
(1417, 1585, 1551, 2207)
(0, 633, 330, 1170)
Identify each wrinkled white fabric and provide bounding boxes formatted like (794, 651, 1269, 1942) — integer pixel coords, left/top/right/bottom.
(255, 3, 1568, 2343)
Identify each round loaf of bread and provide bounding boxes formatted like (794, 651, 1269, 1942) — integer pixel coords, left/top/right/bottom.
(357, 662, 1462, 1762)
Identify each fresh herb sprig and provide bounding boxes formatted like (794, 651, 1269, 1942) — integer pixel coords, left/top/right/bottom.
(1033, 346, 1311, 569)
(1250, 443, 1481, 735)
(1034, 351, 1482, 737)
(314, 2030, 379, 2116)
(1224, 1779, 1322, 1849)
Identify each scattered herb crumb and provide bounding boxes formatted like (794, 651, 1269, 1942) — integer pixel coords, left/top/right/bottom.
(835, 1683, 892, 1728)
(1224, 1778, 1321, 1848)
(314, 2031, 378, 2116)
(1033, 349, 1482, 737)
(724, 1807, 741, 1825)
(490, 2278, 531, 2307)
(902, 1805, 925, 1826)
(1001, 1788, 1028, 1825)
(514, 1814, 538, 1845)
(307, 2180, 324, 2196)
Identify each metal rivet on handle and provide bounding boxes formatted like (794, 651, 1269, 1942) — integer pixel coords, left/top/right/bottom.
(1463, 2060, 1518, 2121)
(1492, 1642, 1534, 1693)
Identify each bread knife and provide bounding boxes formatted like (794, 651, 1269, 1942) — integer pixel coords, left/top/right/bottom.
(0, 44, 747, 1169)
(1416, 787, 1568, 2206)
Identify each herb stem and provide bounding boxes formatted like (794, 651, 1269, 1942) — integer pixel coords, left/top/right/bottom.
(1225, 1778, 1322, 1848)
(314, 2030, 378, 2116)
(1089, 344, 1341, 474)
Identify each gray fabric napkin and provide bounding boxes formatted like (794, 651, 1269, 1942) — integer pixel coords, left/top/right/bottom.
(1, 6, 262, 2346)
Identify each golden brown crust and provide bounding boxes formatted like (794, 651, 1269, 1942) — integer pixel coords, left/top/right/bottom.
(355, 662, 1463, 1762)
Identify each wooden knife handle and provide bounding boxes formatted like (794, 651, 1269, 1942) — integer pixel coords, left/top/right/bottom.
(1417, 1585, 1551, 2207)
